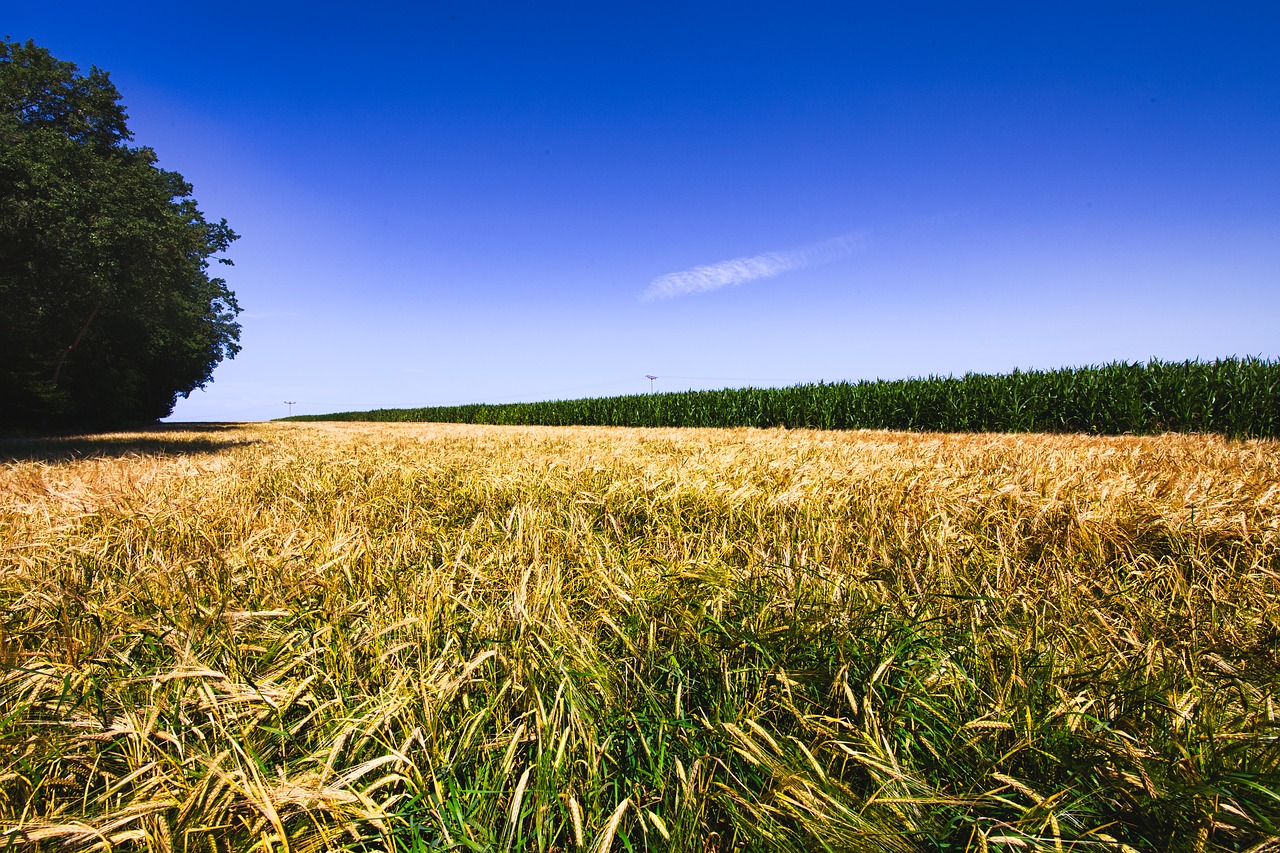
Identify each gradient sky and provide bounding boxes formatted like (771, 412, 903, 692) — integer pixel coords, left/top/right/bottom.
(8, 3, 1279, 421)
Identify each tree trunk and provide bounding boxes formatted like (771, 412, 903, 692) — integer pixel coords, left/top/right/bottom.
(51, 301, 102, 385)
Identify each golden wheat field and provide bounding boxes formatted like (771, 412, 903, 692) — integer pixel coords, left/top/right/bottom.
(2, 422, 1278, 852)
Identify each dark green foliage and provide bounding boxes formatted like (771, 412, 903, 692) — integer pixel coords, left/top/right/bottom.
(0, 39, 240, 429)
(290, 357, 1280, 439)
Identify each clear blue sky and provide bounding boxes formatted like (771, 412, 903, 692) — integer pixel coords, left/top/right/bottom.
(8, 3, 1279, 421)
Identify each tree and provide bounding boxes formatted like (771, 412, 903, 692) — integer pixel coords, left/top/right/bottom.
(0, 38, 241, 429)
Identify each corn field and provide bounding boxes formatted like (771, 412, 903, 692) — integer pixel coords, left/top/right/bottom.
(2, 422, 1278, 851)
(288, 358, 1280, 439)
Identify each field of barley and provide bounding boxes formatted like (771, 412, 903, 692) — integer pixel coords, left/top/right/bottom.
(2, 422, 1279, 852)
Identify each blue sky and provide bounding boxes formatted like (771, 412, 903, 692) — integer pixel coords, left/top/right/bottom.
(8, 3, 1279, 421)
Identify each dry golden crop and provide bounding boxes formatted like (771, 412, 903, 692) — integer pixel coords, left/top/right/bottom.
(2, 423, 1278, 851)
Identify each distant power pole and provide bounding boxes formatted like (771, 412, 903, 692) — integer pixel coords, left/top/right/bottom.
(645, 375, 658, 393)
(284, 401, 296, 416)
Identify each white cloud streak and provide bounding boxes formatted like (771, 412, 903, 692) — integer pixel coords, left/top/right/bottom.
(643, 231, 869, 301)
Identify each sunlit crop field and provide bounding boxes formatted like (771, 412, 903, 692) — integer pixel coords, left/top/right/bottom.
(2, 423, 1278, 851)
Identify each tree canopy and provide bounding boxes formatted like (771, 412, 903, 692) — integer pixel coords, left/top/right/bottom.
(0, 38, 241, 429)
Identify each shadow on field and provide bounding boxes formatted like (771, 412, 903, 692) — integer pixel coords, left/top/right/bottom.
(0, 423, 259, 463)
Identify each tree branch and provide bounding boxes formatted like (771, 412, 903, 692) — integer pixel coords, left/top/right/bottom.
(51, 300, 101, 385)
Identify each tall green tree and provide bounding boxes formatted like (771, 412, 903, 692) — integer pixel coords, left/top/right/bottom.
(0, 38, 241, 428)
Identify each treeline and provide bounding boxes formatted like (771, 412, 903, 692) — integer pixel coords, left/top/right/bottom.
(1, 40, 241, 429)
(288, 357, 1280, 438)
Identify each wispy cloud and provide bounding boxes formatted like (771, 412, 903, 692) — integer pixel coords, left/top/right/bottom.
(643, 231, 869, 301)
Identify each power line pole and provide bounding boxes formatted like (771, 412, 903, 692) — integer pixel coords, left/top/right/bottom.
(645, 375, 657, 393)
(284, 401, 296, 416)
